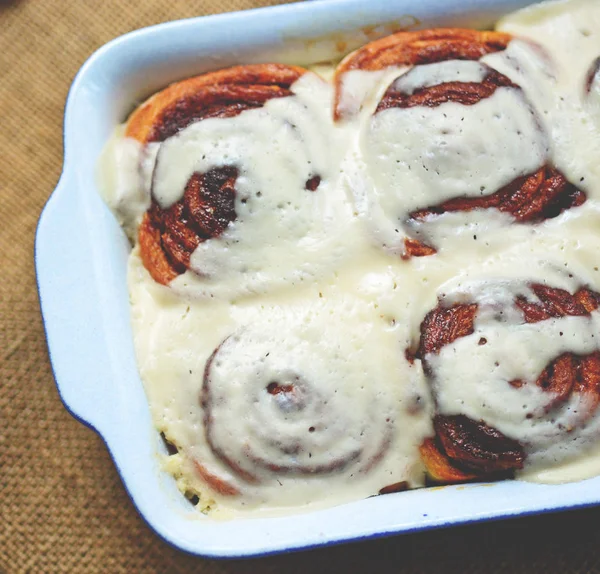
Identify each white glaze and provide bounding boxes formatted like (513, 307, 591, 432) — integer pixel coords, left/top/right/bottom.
(490, 0, 600, 197)
(97, 126, 152, 238)
(147, 72, 367, 298)
(349, 58, 549, 253)
(128, 249, 431, 516)
(392, 59, 489, 93)
(428, 271, 600, 469)
(336, 67, 408, 118)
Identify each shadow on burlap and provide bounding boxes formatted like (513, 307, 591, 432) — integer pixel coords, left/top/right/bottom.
(2, 0, 600, 572)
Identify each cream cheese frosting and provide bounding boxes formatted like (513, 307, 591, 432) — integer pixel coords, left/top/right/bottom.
(427, 262, 600, 470)
(128, 248, 431, 516)
(362, 65, 548, 251)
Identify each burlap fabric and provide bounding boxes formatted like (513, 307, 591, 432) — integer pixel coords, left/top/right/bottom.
(3, 0, 600, 572)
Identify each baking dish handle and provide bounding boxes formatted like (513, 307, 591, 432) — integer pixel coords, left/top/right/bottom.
(35, 173, 140, 435)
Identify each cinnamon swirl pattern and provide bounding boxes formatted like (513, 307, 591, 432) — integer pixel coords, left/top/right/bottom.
(199, 314, 397, 496)
(129, 292, 428, 511)
(334, 29, 512, 119)
(338, 29, 585, 257)
(125, 64, 354, 297)
(416, 269, 600, 483)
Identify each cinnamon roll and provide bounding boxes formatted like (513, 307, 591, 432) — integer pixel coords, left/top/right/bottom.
(415, 265, 600, 483)
(492, 0, 600, 216)
(334, 29, 512, 119)
(126, 64, 352, 296)
(176, 300, 428, 507)
(336, 29, 585, 257)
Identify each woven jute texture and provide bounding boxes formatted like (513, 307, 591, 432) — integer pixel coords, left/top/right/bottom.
(3, 0, 600, 572)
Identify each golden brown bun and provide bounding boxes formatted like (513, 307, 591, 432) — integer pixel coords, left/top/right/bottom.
(333, 28, 512, 120)
(418, 285, 600, 483)
(128, 64, 307, 285)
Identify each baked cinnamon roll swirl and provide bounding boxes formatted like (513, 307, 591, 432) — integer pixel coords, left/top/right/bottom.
(126, 64, 306, 144)
(334, 29, 512, 119)
(189, 302, 425, 503)
(127, 64, 349, 295)
(336, 30, 585, 258)
(415, 270, 600, 483)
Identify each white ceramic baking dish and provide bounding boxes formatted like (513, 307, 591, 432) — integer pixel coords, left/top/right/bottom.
(35, 0, 600, 558)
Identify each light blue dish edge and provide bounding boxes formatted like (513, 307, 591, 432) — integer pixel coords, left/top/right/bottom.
(34, 0, 600, 559)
